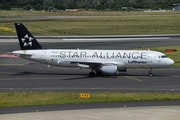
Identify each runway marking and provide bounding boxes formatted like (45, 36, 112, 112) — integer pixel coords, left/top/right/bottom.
(63, 37, 170, 41)
(0, 64, 24, 66)
(0, 72, 14, 75)
(0, 76, 83, 80)
(0, 77, 62, 81)
(124, 76, 143, 82)
(172, 76, 180, 78)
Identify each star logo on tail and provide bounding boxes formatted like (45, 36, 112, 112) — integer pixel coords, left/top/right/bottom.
(21, 34, 34, 47)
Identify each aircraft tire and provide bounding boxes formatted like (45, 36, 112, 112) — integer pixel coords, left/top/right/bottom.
(89, 72, 95, 77)
(149, 73, 153, 77)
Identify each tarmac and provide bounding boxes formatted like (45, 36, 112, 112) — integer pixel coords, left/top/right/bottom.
(1, 35, 180, 119)
(1, 106, 180, 120)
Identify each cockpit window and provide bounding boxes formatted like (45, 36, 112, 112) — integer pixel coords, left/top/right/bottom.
(159, 55, 167, 58)
(161, 55, 167, 58)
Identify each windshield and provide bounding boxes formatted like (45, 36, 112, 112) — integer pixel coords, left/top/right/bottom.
(159, 55, 167, 58)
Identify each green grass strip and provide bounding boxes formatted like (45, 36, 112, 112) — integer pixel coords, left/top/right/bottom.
(0, 92, 180, 107)
(1, 12, 180, 35)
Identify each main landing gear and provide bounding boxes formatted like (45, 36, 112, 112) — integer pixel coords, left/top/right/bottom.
(149, 68, 153, 77)
(89, 71, 95, 77)
(89, 69, 154, 77)
(88, 70, 102, 77)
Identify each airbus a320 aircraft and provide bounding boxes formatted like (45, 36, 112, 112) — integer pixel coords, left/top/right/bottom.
(12, 23, 174, 77)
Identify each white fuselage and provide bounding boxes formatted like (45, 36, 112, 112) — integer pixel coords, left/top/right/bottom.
(12, 49, 174, 69)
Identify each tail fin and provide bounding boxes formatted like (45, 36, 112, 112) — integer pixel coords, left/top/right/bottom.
(14, 23, 44, 50)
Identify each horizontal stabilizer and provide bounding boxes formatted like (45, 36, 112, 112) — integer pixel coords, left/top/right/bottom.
(12, 53, 32, 58)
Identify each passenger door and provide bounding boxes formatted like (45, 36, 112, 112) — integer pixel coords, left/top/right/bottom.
(147, 53, 153, 64)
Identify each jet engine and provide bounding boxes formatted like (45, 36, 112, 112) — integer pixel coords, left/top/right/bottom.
(101, 65, 118, 75)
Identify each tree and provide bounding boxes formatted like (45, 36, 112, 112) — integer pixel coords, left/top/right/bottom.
(66, 0, 77, 9)
(2, 0, 180, 11)
(23, 4, 32, 10)
(16, 0, 27, 6)
(0, 3, 11, 10)
(77, 0, 90, 10)
(95, 4, 104, 10)
(54, 3, 65, 10)
(35, 3, 43, 10)
(43, 0, 54, 10)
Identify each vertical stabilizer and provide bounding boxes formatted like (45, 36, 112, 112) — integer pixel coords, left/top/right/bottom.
(14, 23, 44, 50)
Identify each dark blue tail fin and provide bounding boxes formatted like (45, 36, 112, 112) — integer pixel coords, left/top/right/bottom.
(14, 23, 44, 50)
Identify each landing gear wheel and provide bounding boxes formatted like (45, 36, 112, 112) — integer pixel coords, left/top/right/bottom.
(149, 73, 153, 77)
(149, 68, 153, 77)
(89, 72, 95, 77)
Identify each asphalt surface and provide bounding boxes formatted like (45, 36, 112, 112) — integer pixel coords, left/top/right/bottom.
(1, 101, 180, 114)
(0, 14, 178, 21)
(1, 35, 180, 115)
(0, 35, 180, 54)
(0, 16, 121, 21)
(1, 106, 180, 120)
(0, 63, 180, 92)
(1, 35, 180, 93)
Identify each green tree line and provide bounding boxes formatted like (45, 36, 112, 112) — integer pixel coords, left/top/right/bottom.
(0, 0, 180, 11)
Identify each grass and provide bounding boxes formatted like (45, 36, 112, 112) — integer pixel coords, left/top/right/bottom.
(0, 11, 180, 35)
(0, 92, 180, 107)
(1, 10, 180, 16)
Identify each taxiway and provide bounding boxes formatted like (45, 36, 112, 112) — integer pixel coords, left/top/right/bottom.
(0, 63, 180, 92)
(1, 35, 180, 118)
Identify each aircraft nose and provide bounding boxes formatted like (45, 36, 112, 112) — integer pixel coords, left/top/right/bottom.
(167, 59, 174, 66)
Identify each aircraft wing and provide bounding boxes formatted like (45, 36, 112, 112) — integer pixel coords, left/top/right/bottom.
(63, 60, 125, 68)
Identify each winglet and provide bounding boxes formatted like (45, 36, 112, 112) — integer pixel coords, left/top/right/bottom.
(14, 23, 44, 50)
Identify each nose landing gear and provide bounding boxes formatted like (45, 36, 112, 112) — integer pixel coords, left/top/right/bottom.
(88, 70, 103, 77)
(149, 68, 153, 77)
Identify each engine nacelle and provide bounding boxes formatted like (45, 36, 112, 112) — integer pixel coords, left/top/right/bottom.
(101, 65, 118, 75)
(118, 68, 127, 72)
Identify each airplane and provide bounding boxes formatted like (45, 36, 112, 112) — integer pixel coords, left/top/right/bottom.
(12, 23, 174, 77)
